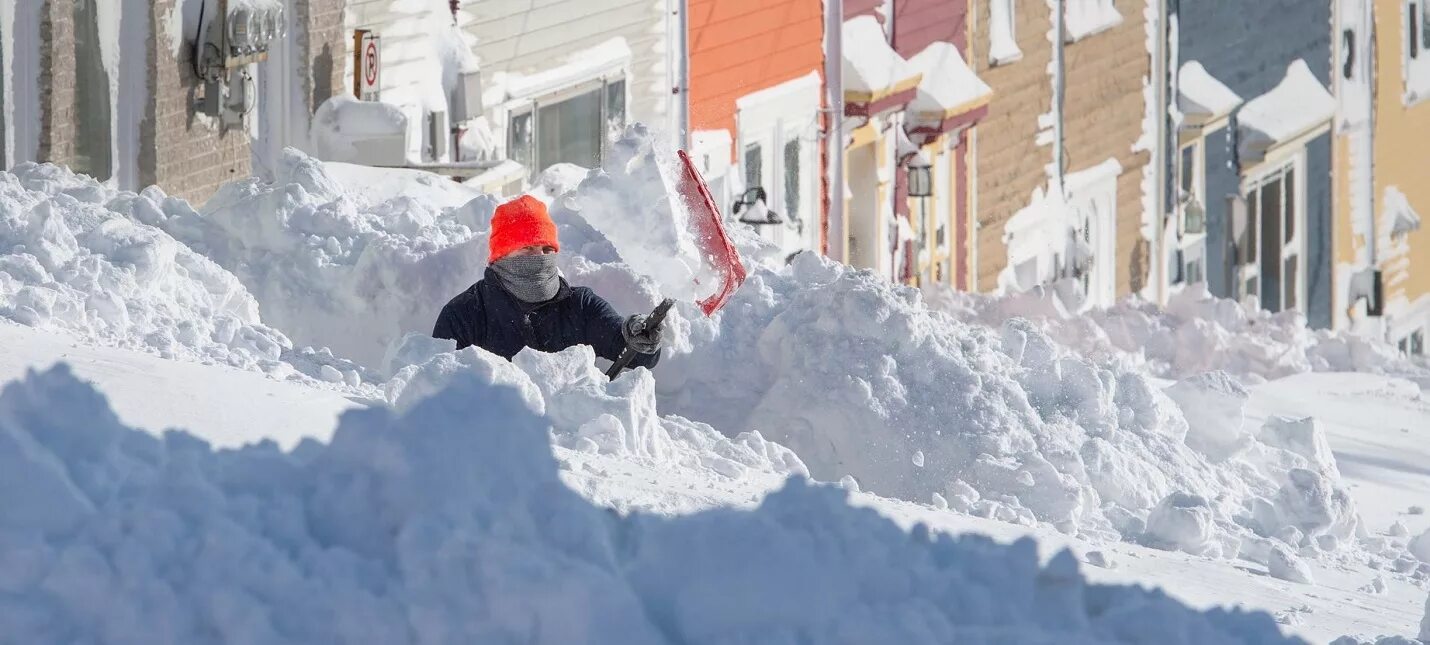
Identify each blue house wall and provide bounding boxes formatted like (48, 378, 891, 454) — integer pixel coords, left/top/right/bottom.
(1176, 0, 1334, 328)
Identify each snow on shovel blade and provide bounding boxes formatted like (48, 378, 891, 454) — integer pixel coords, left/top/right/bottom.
(673, 150, 746, 316)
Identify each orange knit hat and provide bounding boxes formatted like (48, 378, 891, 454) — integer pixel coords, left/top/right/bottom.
(488, 195, 560, 263)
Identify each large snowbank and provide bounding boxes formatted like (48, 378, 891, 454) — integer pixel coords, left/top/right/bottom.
(92, 124, 1388, 567)
(0, 363, 1303, 644)
(661, 254, 1365, 562)
(0, 164, 300, 374)
(927, 282, 1430, 387)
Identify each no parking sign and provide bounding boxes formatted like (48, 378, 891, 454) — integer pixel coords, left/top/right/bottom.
(353, 30, 381, 101)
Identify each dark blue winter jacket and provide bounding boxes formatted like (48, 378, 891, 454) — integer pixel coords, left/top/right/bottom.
(432, 268, 659, 370)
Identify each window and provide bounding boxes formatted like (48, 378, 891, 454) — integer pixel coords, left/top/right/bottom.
(1413, 1, 1421, 59)
(744, 142, 763, 192)
(989, 0, 1022, 65)
(604, 80, 626, 152)
(537, 89, 602, 171)
(73, 0, 112, 180)
(1343, 29, 1356, 80)
(1406, 1, 1430, 103)
(506, 78, 627, 177)
(1399, 330, 1424, 355)
(1180, 145, 1196, 195)
(783, 138, 801, 226)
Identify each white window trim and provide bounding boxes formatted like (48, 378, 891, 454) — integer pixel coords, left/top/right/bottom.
(1064, 0, 1124, 43)
(989, 0, 1023, 66)
(1238, 153, 1308, 313)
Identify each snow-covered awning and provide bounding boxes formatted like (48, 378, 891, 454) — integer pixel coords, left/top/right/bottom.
(906, 42, 992, 133)
(842, 16, 922, 109)
(1237, 60, 1335, 162)
(1385, 186, 1424, 238)
(1178, 61, 1241, 127)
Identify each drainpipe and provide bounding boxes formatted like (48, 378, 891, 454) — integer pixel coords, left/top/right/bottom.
(1151, 0, 1169, 303)
(825, 0, 844, 258)
(1053, 0, 1066, 191)
(1362, 0, 1377, 271)
(672, 0, 689, 149)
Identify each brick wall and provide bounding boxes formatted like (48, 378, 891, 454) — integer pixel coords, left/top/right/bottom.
(970, 0, 1053, 291)
(303, 0, 349, 113)
(1063, 7, 1151, 297)
(37, 0, 77, 166)
(146, 0, 252, 204)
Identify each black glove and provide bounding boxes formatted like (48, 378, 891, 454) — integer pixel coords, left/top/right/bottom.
(622, 313, 664, 354)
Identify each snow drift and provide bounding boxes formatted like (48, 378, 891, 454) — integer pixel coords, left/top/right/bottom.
(0, 364, 1302, 644)
(157, 150, 497, 372)
(927, 282, 1430, 387)
(0, 164, 286, 370)
(70, 124, 1380, 565)
(660, 253, 1362, 561)
(0, 162, 371, 386)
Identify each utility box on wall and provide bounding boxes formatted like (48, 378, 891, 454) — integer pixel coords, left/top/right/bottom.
(353, 30, 381, 101)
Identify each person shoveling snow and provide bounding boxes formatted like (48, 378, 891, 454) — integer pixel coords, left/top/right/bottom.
(433, 195, 664, 372)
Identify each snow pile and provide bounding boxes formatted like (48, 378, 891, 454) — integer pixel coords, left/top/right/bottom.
(0, 164, 291, 372)
(0, 363, 1303, 644)
(310, 95, 410, 164)
(384, 341, 806, 480)
(154, 149, 497, 371)
(161, 128, 773, 377)
(928, 282, 1430, 386)
(659, 253, 1365, 562)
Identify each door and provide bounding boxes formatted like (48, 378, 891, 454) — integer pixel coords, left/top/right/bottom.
(1241, 161, 1303, 312)
(847, 142, 880, 270)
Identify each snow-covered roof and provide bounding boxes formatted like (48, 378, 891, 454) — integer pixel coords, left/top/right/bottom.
(1238, 60, 1335, 161)
(1385, 186, 1424, 238)
(907, 42, 992, 124)
(1178, 61, 1242, 125)
(842, 16, 922, 102)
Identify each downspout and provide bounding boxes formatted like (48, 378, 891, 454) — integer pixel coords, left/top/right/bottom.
(673, 0, 690, 149)
(1151, 0, 1169, 303)
(1362, 0, 1377, 271)
(825, 0, 844, 258)
(1053, 0, 1066, 191)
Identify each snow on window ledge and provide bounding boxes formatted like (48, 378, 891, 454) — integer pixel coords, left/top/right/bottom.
(1064, 0, 1123, 43)
(989, 0, 1023, 66)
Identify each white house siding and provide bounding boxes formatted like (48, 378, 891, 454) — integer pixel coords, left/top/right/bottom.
(461, 0, 666, 127)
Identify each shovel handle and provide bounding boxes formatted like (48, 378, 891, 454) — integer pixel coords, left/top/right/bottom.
(606, 298, 675, 380)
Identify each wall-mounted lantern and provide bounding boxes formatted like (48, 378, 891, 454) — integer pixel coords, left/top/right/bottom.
(907, 156, 933, 198)
(733, 187, 784, 225)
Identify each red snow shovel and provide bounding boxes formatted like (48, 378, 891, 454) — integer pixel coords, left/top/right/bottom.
(606, 150, 747, 379)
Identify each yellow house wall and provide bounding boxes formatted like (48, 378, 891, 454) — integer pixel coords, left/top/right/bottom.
(1369, 0, 1430, 335)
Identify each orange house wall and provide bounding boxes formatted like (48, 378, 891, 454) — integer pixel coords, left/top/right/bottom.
(687, 0, 825, 159)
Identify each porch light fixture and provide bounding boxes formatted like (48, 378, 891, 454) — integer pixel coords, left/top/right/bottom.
(734, 187, 784, 225)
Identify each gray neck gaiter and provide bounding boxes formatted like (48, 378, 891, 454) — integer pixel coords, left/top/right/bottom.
(491, 254, 561, 303)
